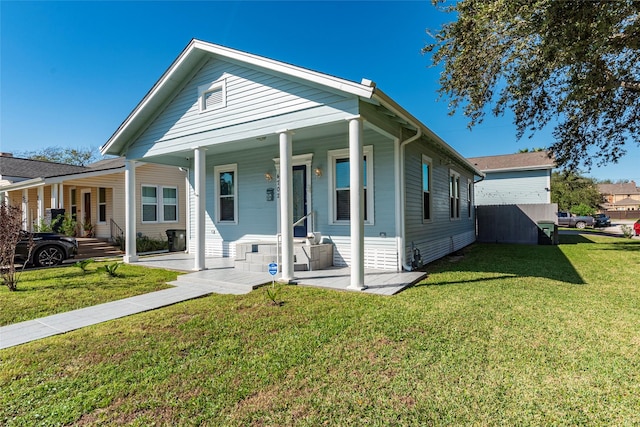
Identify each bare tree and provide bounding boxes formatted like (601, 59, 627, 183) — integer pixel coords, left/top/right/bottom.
(0, 203, 31, 291)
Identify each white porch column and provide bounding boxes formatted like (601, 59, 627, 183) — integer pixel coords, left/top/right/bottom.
(58, 183, 64, 210)
(37, 186, 45, 225)
(124, 160, 138, 263)
(50, 184, 58, 209)
(348, 116, 366, 290)
(278, 130, 294, 282)
(194, 147, 206, 271)
(22, 189, 28, 230)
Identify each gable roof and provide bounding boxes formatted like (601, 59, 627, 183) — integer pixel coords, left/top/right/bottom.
(467, 151, 555, 173)
(101, 39, 375, 157)
(597, 181, 639, 195)
(100, 39, 482, 177)
(0, 156, 88, 180)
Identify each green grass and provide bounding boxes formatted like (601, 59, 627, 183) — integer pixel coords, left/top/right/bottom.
(2, 234, 640, 425)
(0, 262, 177, 326)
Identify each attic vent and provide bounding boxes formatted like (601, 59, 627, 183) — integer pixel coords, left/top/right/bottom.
(198, 78, 226, 113)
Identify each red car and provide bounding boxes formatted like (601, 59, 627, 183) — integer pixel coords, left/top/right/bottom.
(634, 220, 640, 236)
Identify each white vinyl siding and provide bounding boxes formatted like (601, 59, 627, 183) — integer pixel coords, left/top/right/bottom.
(129, 59, 357, 159)
(328, 146, 373, 225)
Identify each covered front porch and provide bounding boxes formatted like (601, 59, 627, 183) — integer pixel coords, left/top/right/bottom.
(134, 252, 427, 296)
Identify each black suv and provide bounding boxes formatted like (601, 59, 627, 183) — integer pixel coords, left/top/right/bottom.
(15, 231, 78, 267)
(593, 213, 611, 227)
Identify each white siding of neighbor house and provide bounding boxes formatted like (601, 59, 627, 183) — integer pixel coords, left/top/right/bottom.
(128, 57, 359, 159)
(474, 169, 551, 205)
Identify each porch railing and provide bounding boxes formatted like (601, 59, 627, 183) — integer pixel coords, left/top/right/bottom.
(277, 210, 316, 270)
(110, 219, 125, 250)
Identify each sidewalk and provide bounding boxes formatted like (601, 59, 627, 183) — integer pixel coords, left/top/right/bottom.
(0, 278, 246, 350)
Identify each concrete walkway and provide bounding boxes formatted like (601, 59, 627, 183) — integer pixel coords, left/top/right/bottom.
(1, 253, 426, 349)
(0, 278, 234, 350)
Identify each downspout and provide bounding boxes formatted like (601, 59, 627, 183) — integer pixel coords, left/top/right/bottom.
(396, 127, 422, 271)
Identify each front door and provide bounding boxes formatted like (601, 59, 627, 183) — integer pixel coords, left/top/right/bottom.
(292, 165, 307, 238)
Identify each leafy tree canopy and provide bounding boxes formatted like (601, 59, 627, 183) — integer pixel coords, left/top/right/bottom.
(425, 0, 640, 171)
(551, 171, 603, 212)
(16, 146, 101, 166)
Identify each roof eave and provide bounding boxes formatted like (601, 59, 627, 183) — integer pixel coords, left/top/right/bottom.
(372, 89, 483, 177)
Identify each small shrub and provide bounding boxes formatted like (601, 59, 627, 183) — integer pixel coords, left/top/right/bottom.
(136, 235, 168, 253)
(74, 258, 94, 273)
(60, 215, 78, 237)
(620, 225, 634, 238)
(33, 218, 53, 232)
(97, 262, 122, 278)
(265, 281, 284, 306)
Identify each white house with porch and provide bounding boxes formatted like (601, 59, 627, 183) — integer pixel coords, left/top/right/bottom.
(101, 39, 482, 290)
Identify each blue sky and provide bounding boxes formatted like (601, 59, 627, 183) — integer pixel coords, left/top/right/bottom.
(1, 0, 638, 182)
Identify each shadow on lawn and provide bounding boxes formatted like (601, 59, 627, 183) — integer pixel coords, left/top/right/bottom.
(419, 241, 585, 286)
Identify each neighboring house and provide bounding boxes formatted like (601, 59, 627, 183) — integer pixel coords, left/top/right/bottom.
(100, 39, 482, 289)
(598, 181, 640, 211)
(0, 154, 186, 241)
(468, 151, 555, 205)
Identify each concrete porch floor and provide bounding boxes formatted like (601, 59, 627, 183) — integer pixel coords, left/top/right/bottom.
(135, 252, 428, 296)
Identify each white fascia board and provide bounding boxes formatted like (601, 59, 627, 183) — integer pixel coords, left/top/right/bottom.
(101, 40, 205, 156)
(0, 177, 45, 192)
(45, 166, 126, 184)
(481, 165, 555, 173)
(372, 89, 484, 177)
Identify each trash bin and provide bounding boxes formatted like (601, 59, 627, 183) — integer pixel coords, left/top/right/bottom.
(537, 220, 558, 245)
(166, 229, 186, 252)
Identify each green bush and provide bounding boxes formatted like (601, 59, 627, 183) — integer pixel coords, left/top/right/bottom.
(115, 235, 169, 253)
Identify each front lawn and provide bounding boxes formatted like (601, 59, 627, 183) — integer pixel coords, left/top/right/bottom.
(1, 234, 639, 425)
(0, 262, 177, 326)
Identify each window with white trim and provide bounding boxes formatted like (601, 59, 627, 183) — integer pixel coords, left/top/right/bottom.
(70, 188, 77, 220)
(328, 146, 374, 225)
(214, 164, 237, 224)
(450, 170, 461, 219)
(141, 185, 178, 223)
(422, 155, 432, 221)
(163, 187, 177, 221)
(467, 179, 473, 219)
(198, 78, 226, 113)
(98, 187, 107, 223)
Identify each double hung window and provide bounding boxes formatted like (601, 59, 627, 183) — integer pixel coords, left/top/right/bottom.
(328, 146, 373, 225)
(422, 155, 432, 221)
(450, 171, 461, 219)
(142, 185, 178, 223)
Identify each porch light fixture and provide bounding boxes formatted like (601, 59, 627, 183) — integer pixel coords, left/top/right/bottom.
(314, 167, 323, 177)
(265, 172, 273, 182)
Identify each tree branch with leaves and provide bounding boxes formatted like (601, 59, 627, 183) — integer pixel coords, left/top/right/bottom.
(425, 0, 640, 171)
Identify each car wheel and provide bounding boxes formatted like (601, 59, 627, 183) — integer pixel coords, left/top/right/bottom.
(34, 245, 65, 267)
(575, 221, 586, 229)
